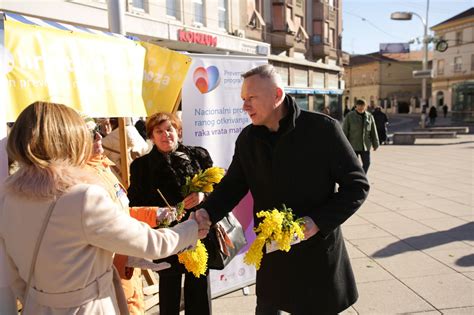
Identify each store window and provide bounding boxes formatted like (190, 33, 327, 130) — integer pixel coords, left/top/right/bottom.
(294, 95, 309, 110)
(328, 95, 341, 120)
(218, 0, 228, 29)
(314, 94, 325, 112)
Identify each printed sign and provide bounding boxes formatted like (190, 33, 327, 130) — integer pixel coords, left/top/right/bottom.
(182, 54, 267, 297)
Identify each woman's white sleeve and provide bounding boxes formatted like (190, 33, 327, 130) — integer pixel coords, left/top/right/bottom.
(81, 185, 198, 260)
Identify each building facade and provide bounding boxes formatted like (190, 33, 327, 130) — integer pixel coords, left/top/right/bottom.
(241, 0, 346, 119)
(1, 0, 346, 118)
(344, 52, 429, 114)
(431, 7, 474, 122)
(1, 0, 270, 57)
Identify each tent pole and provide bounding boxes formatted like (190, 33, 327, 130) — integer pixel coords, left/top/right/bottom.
(107, 1, 129, 188)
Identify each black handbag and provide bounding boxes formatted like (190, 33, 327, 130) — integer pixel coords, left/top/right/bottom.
(205, 212, 247, 270)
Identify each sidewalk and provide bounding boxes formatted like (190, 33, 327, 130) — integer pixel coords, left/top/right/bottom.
(211, 134, 474, 314)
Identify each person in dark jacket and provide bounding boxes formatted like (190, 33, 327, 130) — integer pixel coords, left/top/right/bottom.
(342, 99, 379, 173)
(195, 64, 369, 314)
(428, 106, 438, 126)
(372, 106, 389, 144)
(128, 112, 213, 315)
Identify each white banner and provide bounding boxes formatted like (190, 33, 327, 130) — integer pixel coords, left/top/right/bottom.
(181, 54, 266, 298)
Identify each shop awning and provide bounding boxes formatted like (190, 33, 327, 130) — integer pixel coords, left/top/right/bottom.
(2, 11, 191, 121)
(285, 87, 344, 95)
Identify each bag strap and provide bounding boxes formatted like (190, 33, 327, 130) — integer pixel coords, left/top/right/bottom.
(22, 197, 59, 312)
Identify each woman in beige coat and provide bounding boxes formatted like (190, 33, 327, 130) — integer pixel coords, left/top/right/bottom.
(0, 101, 211, 315)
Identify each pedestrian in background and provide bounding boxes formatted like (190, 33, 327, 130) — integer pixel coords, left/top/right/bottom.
(343, 99, 379, 173)
(344, 104, 351, 117)
(372, 106, 389, 144)
(428, 106, 438, 126)
(196, 64, 369, 314)
(0, 101, 209, 315)
(101, 117, 150, 178)
(442, 104, 448, 118)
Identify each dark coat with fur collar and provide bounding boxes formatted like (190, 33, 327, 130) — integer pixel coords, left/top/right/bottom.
(202, 95, 369, 313)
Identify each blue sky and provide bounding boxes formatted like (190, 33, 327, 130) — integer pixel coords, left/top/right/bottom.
(342, 0, 473, 55)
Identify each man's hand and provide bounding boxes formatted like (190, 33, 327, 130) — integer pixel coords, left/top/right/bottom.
(302, 216, 319, 240)
(183, 192, 205, 210)
(189, 210, 212, 239)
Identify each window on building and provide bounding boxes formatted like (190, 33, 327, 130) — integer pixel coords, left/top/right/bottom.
(437, 59, 445, 75)
(286, 6, 296, 34)
(471, 54, 474, 71)
(193, 0, 205, 25)
(329, 28, 335, 47)
(248, 1, 266, 30)
(455, 31, 463, 45)
(324, 22, 329, 43)
(166, 0, 178, 18)
(132, 0, 145, 10)
(454, 56, 462, 72)
(218, 0, 228, 29)
(272, 3, 285, 31)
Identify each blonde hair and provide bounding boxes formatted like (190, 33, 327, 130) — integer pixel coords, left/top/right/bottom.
(5, 101, 93, 199)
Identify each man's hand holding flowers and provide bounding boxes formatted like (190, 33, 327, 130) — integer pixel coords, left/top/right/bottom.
(301, 216, 320, 239)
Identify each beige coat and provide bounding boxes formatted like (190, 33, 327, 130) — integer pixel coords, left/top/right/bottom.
(0, 184, 198, 314)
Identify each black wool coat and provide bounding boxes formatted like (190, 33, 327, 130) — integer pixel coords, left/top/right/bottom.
(202, 95, 369, 314)
(128, 143, 213, 208)
(127, 143, 213, 274)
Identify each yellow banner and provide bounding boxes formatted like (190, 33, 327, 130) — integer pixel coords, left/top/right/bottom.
(4, 20, 147, 121)
(140, 42, 191, 114)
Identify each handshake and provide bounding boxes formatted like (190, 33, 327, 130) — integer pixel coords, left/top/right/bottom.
(189, 209, 212, 239)
(156, 207, 212, 239)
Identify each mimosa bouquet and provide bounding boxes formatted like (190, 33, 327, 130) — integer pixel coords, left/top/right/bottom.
(176, 167, 225, 277)
(244, 205, 305, 270)
(175, 167, 226, 220)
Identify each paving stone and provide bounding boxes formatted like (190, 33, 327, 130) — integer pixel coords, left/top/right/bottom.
(402, 273, 474, 309)
(351, 279, 435, 314)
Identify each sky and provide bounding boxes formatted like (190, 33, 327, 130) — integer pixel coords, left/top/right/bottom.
(342, 0, 473, 55)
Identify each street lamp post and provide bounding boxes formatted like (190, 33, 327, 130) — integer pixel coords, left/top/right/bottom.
(391, 0, 430, 128)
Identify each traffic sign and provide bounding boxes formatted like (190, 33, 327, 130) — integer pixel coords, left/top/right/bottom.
(412, 70, 432, 79)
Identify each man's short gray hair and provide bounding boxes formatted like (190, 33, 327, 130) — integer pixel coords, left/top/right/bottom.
(241, 64, 284, 89)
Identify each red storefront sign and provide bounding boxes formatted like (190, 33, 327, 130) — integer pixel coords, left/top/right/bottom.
(178, 29, 217, 47)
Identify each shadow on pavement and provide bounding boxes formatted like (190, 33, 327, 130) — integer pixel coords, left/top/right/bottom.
(456, 254, 474, 267)
(372, 222, 474, 266)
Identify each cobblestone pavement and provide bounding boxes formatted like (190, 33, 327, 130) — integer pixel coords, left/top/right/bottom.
(209, 134, 474, 315)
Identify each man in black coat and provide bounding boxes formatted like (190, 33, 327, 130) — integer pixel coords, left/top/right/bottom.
(197, 64, 369, 314)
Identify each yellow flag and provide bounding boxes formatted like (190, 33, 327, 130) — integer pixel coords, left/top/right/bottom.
(4, 20, 147, 121)
(140, 42, 192, 114)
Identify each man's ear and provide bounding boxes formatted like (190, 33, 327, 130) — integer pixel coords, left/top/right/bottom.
(275, 87, 284, 103)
